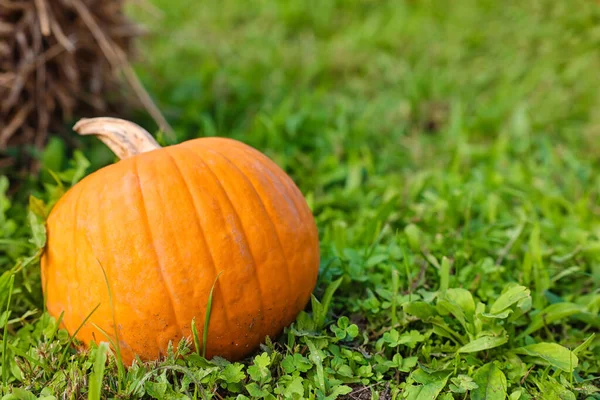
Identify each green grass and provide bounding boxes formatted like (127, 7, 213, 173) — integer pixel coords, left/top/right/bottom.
(1, 0, 600, 398)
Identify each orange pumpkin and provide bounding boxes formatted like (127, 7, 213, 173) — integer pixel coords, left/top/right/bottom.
(41, 118, 320, 364)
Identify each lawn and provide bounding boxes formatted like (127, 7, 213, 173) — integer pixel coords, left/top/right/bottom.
(1, 0, 600, 398)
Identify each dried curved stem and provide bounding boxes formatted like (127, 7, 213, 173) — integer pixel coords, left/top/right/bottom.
(73, 117, 161, 160)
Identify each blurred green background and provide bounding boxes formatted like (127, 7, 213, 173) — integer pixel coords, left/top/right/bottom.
(99, 0, 600, 177)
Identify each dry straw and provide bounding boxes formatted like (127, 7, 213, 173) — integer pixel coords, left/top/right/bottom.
(0, 0, 171, 169)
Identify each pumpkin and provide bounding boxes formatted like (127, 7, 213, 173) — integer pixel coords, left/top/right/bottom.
(41, 117, 320, 364)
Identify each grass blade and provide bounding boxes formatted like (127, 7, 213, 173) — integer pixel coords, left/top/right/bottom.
(58, 303, 101, 368)
(191, 316, 201, 356)
(313, 277, 343, 329)
(203, 271, 223, 358)
(94, 255, 125, 388)
(573, 333, 595, 356)
(440, 256, 450, 292)
(1, 274, 14, 386)
(88, 342, 109, 400)
(391, 268, 399, 325)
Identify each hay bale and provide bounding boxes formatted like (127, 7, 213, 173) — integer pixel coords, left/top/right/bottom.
(0, 0, 170, 171)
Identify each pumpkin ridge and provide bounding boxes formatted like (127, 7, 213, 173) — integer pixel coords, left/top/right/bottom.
(145, 152, 200, 342)
(163, 149, 233, 343)
(236, 144, 307, 224)
(178, 146, 269, 324)
(204, 148, 295, 299)
(133, 156, 184, 346)
(232, 144, 320, 308)
(239, 144, 320, 247)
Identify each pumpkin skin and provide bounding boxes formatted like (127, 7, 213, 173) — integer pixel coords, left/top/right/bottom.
(41, 135, 320, 364)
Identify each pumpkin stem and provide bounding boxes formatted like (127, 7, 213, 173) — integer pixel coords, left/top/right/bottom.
(73, 117, 162, 159)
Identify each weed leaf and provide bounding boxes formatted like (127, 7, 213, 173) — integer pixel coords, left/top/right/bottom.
(406, 370, 451, 400)
(458, 334, 508, 353)
(514, 343, 578, 372)
(489, 285, 530, 315)
(471, 363, 507, 400)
